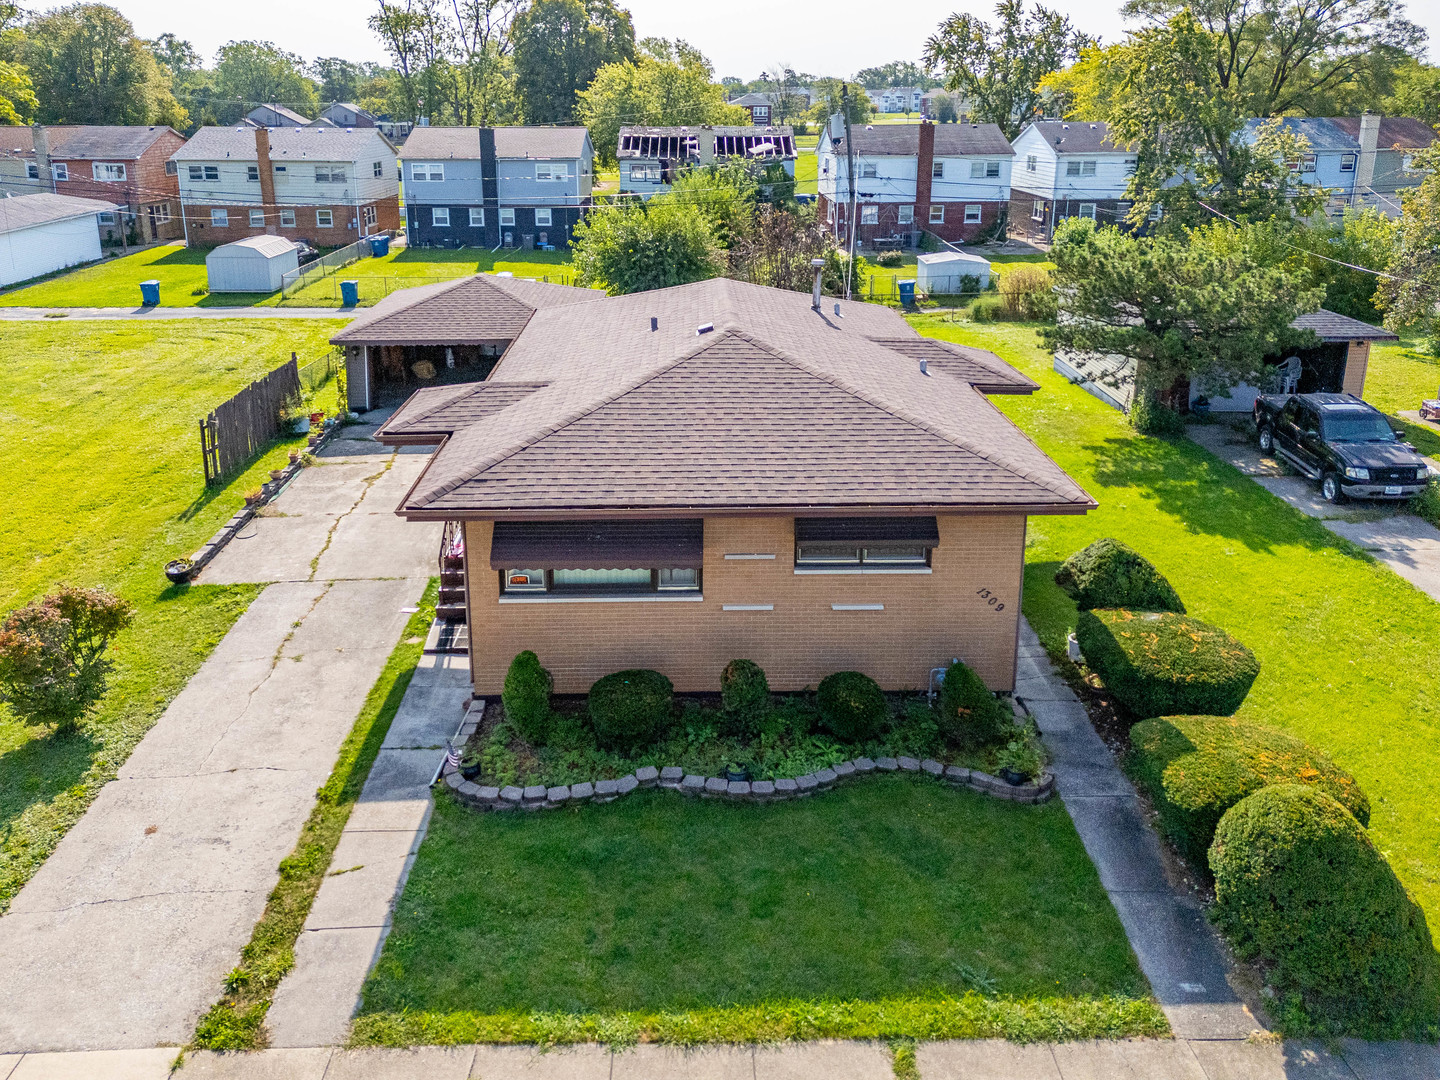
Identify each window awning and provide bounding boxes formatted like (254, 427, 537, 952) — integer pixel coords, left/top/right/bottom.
(794, 516, 940, 546)
(489, 520, 704, 570)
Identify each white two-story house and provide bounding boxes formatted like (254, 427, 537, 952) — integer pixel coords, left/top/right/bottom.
(170, 126, 399, 245)
(1008, 121, 1141, 245)
(817, 119, 1014, 246)
(399, 126, 593, 250)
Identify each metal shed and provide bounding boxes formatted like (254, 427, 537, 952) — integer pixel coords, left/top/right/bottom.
(916, 250, 991, 295)
(205, 235, 299, 294)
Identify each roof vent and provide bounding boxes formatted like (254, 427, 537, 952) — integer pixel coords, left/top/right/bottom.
(833, 303, 843, 318)
(1062, 123, 1069, 129)
(696, 322, 714, 335)
(1089, 123, 1097, 129)
(920, 359, 929, 375)
(650, 316, 658, 331)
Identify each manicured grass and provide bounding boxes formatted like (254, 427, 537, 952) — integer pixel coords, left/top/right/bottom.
(358, 775, 1158, 1042)
(861, 253, 1054, 305)
(0, 318, 345, 911)
(909, 316, 1440, 930)
(794, 149, 817, 196)
(192, 582, 439, 1050)
(277, 247, 577, 307)
(0, 243, 274, 308)
(1361, 333, 1440, 458)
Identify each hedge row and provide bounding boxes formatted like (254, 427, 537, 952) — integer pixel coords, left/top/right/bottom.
(1055, 537, 1185, 614)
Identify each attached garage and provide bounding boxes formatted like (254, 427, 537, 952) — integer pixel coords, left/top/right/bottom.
(205, 235, 299, 294)
(0, 193, 119, 286)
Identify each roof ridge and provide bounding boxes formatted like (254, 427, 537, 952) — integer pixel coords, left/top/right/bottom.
(727, 329, 1086, 504)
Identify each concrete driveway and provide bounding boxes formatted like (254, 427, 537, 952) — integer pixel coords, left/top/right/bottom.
(0, 417, 441, 1052)
(1188, 422, 1440, 603)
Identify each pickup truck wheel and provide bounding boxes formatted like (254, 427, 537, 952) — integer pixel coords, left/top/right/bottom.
(1321, 472, 1343, 503)
(1258, 425, 1274, 452)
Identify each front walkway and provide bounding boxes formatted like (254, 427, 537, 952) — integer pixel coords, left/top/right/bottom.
(0, 418, 439, 1052)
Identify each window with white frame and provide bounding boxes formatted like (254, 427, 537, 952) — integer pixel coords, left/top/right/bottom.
(861, 162, 877, 178)
(316, 209, 334, 227)
(970, 160, 1000, 178)
(97, 211, 115, 224)
(535, 163, 569, 181)
(432, 207, 450, 227)
(409, 162, 444, 181)
(52, 163, 68, 181)
(963, 204, 982, 223)
(189, 165, 219, 181)
(932, 161, 944, 178)
(929, 204, 944, 223)
(499, 207, 515, 226)
(1026, 154, 1037, 172)
(1031, 199, 1045, 221)
(535, 207, 552, 226)
(1340, 153, 1356, 172)
(1288, 153, 1317, 173)
(248, 209, 265, 227)
(1149, 203, 1163, 221)
(210, 208, 228, 226)
(280, 209, 296, 226)
(247, 165, 259, 181)
(627, 163, 661, 182)
(93, 162, 126, 182)
(363, 205, 377, 228)
(1077, 202, 1096, 219)
(897, 205, 914, 224)
(860, 204, 879, 224)
(154, 203, 171, 223)
(469, 207, 485, 227)
(315, 165, 347, 183)
(373, 160, 384, 178)
(1065, 160, 1080, 176)
(26, 163, 37, 178)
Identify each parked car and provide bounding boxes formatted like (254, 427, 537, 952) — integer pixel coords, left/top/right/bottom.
(1253, 393, 1428, 503)
(291, 239, 320, 265)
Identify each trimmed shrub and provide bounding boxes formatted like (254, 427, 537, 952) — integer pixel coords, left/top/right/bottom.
(501, 650, 553, 745)
(588, 669, 673, 751)
(936, 659, 1010, 750)
(996, 264, 1056, 320)
(816, 671, 887, 741)
(1076, 609, 1258, 720)
(1129, 390, 1187, 437)
(1055, 538, 1185, 613)
(720, 659, 770, 737)
(1210, 785, 1440, 1038)
(1128, 715, 1369, 868)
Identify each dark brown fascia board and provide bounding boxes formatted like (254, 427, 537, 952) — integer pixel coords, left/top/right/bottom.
(374, 431, 453, 446)
(976, 383, 1038, 395)
(391, 500, 1096, 522)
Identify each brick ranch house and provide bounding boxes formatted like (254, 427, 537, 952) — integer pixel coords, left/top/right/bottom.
(355, 276, 1093, 696)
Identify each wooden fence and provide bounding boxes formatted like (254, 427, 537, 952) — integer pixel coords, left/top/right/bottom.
(199, 359, 302, 485)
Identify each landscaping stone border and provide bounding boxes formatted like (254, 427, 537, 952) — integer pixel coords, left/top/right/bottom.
(439, 701, 1055, 812)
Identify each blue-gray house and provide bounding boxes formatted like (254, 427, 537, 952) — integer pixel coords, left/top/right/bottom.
(399, 126, 594, 250)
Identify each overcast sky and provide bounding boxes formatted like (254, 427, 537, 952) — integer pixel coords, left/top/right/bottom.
(54, 0, 1439, 80)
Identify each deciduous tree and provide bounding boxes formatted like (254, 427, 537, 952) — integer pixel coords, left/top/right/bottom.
(214, 40, 319, 123)
(1378, 145, 1440, 352)
(511, 0, 633, 124)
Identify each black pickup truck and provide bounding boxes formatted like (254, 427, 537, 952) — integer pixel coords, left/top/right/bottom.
(1253, 393, 1428, 503)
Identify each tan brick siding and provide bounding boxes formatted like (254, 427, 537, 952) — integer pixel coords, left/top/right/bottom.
(464, 514, 1025, 697)
(1342, 341, 1370, 398)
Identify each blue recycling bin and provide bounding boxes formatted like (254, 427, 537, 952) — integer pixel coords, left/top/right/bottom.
(139, 279, 160, 306)
(897, 278, 917, 308)
(368, 235, 390, 257)
(340, 279, 359, 307)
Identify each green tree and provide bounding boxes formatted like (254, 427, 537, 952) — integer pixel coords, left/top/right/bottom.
(669, 162, 757, 248)
(369, 0, 453, 124)
(511, 0, 634, 124)
(923, 0, 1092, 139)
(1043, 217, 1324, 412)
(149, 33, 215, 130)
(572, 194, 722, 294)
(854, 60, 940, 90)
(578, 40, 744, 164)
(0, 60, 36, 123)
(23, 4, 186, 126)
(806, 77, 873, 129)
(1384, 57, 1440, 128)
(1378, 145, 1440, 352)
(214, 40, 318, 123)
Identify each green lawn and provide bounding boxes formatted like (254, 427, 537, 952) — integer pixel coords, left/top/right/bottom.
(909, 317, 1440, 928)
(860, 253, 1054, 304)
(794, 149, 817, 196)
(1360, 333, 1440, 458)
(279, 247, 576, 307)
(0, 318, 346, 911)
(358, 775, 1158, 1043)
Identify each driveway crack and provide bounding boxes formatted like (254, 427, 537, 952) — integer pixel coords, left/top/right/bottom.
(309, 453, 396, 581)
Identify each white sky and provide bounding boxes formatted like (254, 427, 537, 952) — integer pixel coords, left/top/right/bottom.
(44, 0, 1439, 80)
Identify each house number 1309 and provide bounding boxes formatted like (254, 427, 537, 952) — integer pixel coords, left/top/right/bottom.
(975, 587, 1006, 612)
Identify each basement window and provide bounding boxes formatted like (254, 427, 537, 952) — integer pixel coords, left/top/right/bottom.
(794, 517, 938, 573)
(494, 520, 703, 600)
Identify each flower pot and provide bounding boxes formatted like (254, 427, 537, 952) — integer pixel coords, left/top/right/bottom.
(460, 761, 483, 781)
(307, 434, 321, 447)
(309, 411, 324, 424)
(244, 494, 262, 507)
(165, 559, 194, 584)
(288, 451, 300, 464)
(725, 767, 750, 783)
(291, 417, 311, 435)
(269, 469, 284, 481)
(998, 767, 1028, 786)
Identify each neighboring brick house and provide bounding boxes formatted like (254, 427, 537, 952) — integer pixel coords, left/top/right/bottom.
(170, 125, 400, 246)
(400, 126, 593, 250)
(1008, 121, 1141, 245)
(730, 93, 775, 124)
(354, 275, 1086, 696)
(0, 125, 187, 242)
(617, 125, 796, 197)
(817, 120, 1014, 246)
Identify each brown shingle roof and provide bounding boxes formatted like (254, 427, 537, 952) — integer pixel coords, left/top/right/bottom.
(379, 278, 1092, 517)
(331, 274, 602, 346)
(867, 338, 1039, 394)
(834, 123, 1014, 157)
(1292, 309, 1398, 342)
(1328, 116, 1437, 150)
(377, 381, 550, 441)
(0, 125, 181, 159)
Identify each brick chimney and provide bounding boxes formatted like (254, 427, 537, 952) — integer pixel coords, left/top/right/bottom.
(254, 127, 278, 232)
(914, 120, 935, 233)
(30, 123, 52, 191)
(1352, 112, 1380, 206)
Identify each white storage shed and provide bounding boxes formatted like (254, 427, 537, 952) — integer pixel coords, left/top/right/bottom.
(205, 235, 299, 294)
(0, 193, 118, 287)
(916, 250, 991, 295)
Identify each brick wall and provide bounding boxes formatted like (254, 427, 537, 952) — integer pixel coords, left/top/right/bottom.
(464, 513, 1026, 696)
(819, 194, 1007, 247)
(53, 131, 187, 241)
(181, 197, 400, 245)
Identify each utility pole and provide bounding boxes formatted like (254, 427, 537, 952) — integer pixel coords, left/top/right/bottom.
(841, 84, 857, 301)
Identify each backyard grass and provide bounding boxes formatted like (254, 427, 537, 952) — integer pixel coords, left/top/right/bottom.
(860, 253, 1055, 305)
(1359, 332, 1440, 458)
(279, 246, 576, 307)
(0, 318, 346, 911)
(909, 316, 1440, 929)
(356, 775, 1161, 1044)
(793, 148, 817, 196)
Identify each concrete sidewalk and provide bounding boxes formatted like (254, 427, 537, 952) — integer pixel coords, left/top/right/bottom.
(0, 306, 346, 320)
(0, 417, 439, 1053)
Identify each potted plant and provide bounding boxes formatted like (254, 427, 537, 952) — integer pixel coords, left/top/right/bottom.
(996, 738, 1042, 786)
(460, 749, 483, 781)
(725, 762, 750, 782)
(288, 449, 300, 464)
(164, 558, 195, 584)
(243, 487, 264, 507)
(269, 467, 285, 481)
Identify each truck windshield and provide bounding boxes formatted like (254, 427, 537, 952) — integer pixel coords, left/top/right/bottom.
(1323, 414, 1396, 442)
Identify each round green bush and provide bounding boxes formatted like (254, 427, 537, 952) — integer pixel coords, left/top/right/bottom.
(587, 669, 673, 751)
(1075, 609, 1258, 720)
(1211, 785, 1440, 1038)
(936, 659, 1010, 750)
(720, 658, 770, 737)
(1055, 538, 1185, 613)
(501, 650, 553, 745)
(816, 671, 887, 741)
(1128, 715, 1369, 869)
